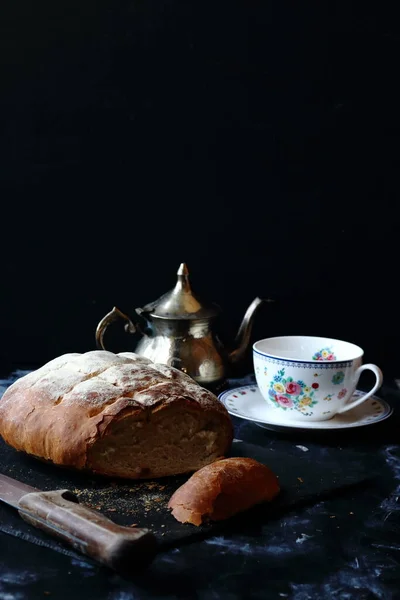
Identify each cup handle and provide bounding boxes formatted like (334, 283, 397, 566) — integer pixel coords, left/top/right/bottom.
(336, 364, 383, 414)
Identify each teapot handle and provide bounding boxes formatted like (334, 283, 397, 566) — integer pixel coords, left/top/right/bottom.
(96, 306, 142, 351)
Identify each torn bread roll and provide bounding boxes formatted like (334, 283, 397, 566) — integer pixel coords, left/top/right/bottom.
(0, 351, 233, 479)
(168, 457, 280, 525)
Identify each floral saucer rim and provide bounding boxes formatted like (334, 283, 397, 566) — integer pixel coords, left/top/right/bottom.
(218, 384, 393, 431)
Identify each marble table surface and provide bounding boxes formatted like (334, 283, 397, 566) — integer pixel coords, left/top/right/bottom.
(1, 370, 400, 600)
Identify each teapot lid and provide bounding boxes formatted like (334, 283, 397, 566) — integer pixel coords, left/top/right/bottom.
(137, 263, 220, 320)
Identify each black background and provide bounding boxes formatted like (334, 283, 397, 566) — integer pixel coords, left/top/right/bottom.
(0, 2, 399, 379)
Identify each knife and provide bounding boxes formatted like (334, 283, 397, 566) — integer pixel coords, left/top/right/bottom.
(0, 472, 158, 574)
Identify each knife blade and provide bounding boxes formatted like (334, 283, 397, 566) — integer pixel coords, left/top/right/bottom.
(0, 472, 158, 574)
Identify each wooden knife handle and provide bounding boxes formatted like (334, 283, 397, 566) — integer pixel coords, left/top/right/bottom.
(17, 489, 158, 574)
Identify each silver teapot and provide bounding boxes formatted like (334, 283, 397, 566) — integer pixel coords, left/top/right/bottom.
(95, 263, 269, 392)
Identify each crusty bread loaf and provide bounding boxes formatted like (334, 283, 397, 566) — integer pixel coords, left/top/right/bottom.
(167, 457, 280, 525)
(0, 351, 233, 479)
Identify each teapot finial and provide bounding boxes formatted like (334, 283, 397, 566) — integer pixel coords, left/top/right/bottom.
(176, 263, 191, 292)
(177, 262, 189, 277)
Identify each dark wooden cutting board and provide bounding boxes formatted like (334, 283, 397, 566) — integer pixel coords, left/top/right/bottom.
(0, 437, 374, 560)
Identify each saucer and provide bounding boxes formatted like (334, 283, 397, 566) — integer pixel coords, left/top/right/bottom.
(218, 384, 393, 431)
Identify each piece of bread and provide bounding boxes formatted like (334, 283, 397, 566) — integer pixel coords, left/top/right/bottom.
(0, 351, 233, 479)
(167, 457, 280, 525)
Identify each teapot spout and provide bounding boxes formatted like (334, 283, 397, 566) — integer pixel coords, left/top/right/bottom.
(228, 297, 271, 365)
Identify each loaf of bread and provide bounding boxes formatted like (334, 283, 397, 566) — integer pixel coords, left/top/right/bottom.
(167, 457, 280, 525)
(0, 351, 233, 479)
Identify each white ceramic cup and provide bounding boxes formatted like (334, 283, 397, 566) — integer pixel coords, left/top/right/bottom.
(253, 335, 383, 422)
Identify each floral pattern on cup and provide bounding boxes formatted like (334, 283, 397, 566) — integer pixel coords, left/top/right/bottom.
(312, 347, 336, 361)
(337, 388, 347, 399)
(332, 371, 345, 385)
(268, 368, 319, 416)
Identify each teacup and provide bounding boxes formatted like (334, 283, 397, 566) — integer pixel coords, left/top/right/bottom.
(253, 335, 383, 422)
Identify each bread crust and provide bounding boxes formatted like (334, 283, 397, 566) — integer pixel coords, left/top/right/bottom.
(168, 457, 280, 525)
(0, 351, 233, 478)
